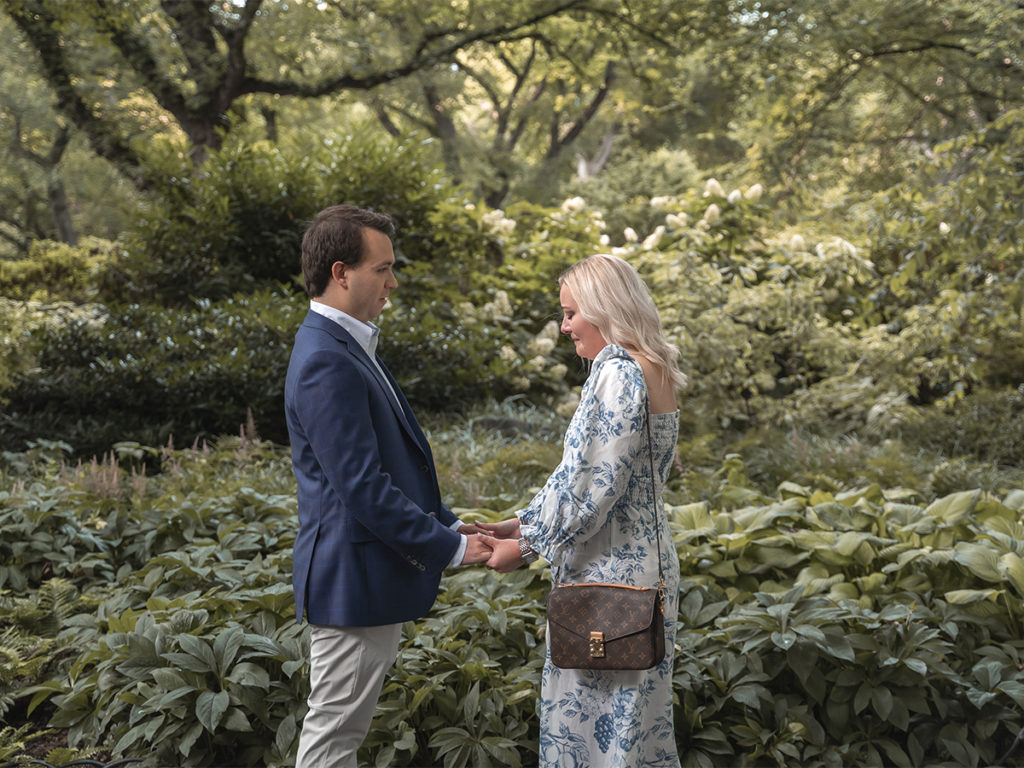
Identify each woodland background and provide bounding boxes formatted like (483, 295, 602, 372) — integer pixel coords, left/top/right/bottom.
(1, 1, 1023, 766)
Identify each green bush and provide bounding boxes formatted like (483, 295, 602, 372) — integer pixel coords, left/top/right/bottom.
(899, 386, 1024, 468)
(0, 238, 122, 304)
(0, 288, 304, 456)
(6, 432, 1024, 766)
(122, 131, 457, 304)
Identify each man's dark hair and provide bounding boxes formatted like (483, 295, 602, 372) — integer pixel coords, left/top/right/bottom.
(301, 204, 396, 297)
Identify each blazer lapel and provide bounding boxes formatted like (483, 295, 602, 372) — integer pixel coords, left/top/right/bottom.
(303, 312, 421, 448)
(376, 355, 433, 457)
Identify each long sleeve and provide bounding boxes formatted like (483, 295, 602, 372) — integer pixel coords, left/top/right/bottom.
(518, 348, 647, 567)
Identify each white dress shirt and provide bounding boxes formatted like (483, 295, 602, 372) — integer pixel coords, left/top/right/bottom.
(309, 300, 468, 567)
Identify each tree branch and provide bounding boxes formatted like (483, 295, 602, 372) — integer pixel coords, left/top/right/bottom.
(241, 0, 589, 98)
(5, 0, 149, 187)
(546, 59, 616, 159)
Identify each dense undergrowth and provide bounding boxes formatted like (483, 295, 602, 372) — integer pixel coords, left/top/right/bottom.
(2, 402, 1024, 767)
(1, 115, 1023, 766)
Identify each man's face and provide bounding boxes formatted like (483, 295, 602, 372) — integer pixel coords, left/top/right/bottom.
(341, 228, 398, 322)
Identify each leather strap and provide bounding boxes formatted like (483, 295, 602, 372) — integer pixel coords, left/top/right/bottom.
(644, 401, 667, 592)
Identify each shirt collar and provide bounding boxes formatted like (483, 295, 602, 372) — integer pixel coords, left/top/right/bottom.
(309, 300, 380, 357)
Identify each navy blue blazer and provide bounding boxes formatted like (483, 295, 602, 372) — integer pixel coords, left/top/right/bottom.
(284, 310, 461, 626)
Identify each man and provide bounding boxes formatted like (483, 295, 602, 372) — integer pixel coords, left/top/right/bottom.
(284, 204, 493, 767)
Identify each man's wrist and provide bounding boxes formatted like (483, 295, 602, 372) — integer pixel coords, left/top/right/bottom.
(518, 537, 538, 563)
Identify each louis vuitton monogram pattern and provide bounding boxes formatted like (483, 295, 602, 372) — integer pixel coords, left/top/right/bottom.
(547, 584, 664, 670)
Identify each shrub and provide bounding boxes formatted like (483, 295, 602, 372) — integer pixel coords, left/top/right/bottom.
(4, 428, 1024, 765)
(122, 131, 457, 304)
(0, 238, 121, 304)
(900, 386, 1024, 468)
(0, 289, 304, 456)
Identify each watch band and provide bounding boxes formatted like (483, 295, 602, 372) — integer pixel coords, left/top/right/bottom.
(518, 537, 538, 563)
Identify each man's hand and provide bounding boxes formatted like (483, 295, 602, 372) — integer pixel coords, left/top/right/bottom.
(485, 538, 524, 573)
(476, 517, 521, 540)
(460, 533, 495, 565)
(457, 523, 482, 535)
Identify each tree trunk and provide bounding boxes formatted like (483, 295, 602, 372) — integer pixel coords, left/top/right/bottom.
(260, 105, 278, 143)
(46, 174, 77, 245)
(422, 83, 462, 183)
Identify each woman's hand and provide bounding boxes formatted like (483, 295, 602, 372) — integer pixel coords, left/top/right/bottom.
(486, 538, 524, 573)
(476, 517, 521, 540)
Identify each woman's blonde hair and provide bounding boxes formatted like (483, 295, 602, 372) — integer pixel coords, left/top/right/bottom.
(559, 253, 687, 390)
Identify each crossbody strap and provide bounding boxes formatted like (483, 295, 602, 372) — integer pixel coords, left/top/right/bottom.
(644, 401, 667, 593)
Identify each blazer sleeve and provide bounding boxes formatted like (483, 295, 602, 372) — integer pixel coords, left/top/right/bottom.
(292, 348, 461, 574)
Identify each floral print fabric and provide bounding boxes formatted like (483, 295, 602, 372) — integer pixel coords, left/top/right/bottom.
(518, 344, 681, 768)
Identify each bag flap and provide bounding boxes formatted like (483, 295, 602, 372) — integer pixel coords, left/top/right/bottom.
(546, 584, 658, 642)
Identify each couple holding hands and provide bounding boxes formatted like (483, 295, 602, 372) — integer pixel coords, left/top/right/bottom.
(285, 204, 684, 767)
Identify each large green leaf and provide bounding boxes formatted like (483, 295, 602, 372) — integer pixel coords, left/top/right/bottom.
(953, 542, 1003, 583)
(925, 490, 981, 525)
(196, 689, 229, 733)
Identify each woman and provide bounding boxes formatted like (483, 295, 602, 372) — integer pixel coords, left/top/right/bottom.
(482, 253, 685, 767)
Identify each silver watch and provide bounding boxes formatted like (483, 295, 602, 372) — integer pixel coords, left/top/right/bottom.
(518, 537, 538, 563)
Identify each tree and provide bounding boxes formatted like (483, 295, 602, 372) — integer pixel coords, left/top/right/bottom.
(0, 17, 77, 255)
(716, 0, 1024, 198)
(3, 0, 617, 189)
(368, 1, 723, 206)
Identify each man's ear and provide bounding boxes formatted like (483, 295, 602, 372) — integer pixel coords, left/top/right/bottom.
(331, 261, 347, 287)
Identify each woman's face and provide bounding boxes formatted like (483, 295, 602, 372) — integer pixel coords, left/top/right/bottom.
(559, 283, 607, 360)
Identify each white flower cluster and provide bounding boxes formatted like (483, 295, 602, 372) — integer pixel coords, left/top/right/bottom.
(665, 212, 689, 230)
(555, 390, 581, 419)
(478, 290, 513, 322)
(702, 203, 721, 227)
(703, 177, 764, 201)
(561, 196, 586, 214)
(481, 209, 516, 237)
(519, 320, 569, 384)
(704, 178, 726, 198)
(528, 337, 556, 355)
(537, 320, 560, 341)
(643, 226, 666, 251)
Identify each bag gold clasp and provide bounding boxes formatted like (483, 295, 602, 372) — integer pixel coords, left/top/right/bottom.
(589, 631, 605, 658)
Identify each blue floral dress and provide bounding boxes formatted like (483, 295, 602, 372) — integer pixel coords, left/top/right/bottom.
(518, 344, 681, 768)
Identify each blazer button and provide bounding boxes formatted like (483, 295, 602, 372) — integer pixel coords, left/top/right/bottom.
(419, 464, 429, 473)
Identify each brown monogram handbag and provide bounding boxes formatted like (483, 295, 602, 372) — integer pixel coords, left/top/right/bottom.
(545, 406, 667, 670)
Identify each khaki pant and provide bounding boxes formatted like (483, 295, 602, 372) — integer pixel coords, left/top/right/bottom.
(295, 623, 403, 768)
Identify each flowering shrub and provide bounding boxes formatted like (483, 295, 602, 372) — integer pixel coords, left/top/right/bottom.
(3, 117, 1021, 458)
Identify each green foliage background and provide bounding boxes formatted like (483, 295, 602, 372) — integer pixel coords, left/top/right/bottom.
(0, 3, 1021, 761)
(2, 417, 1024, 766)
